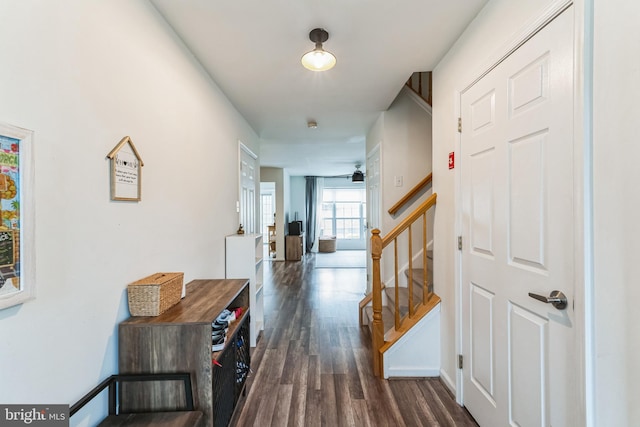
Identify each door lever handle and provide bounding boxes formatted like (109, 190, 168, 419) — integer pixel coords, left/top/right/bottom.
(528, 290, 568, 310)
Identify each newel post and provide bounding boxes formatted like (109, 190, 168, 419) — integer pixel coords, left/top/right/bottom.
(371, 228, 384, 377)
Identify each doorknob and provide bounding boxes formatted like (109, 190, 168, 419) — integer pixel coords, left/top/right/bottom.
(527, 290, 568, 310)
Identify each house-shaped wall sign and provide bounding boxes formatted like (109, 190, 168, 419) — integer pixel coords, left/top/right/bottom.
(107, 136, 144, 201)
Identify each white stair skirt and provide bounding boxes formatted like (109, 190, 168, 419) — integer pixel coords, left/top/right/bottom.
(383, 302, 441, 379)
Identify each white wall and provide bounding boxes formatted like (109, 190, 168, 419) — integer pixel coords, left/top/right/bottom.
(431, 0, 561, 394)
(365, 88, 433, 281)
(592, 0, 640, 425)
(366, 89, 432, 232)
(0, 1, 259, 423)
(290, 176, 306, 232)
(382, 88, 433, 223)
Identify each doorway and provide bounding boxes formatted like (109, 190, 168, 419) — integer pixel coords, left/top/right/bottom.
(320, 184, 366, 251)
(260, 182, 276, 259)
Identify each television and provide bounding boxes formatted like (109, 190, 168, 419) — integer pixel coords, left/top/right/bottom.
(289, 221, 303, 236)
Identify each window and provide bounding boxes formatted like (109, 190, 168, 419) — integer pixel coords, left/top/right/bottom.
(321, 188, 366, 239)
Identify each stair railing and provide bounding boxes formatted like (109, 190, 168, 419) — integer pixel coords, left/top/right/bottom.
(370, 192, 437, 377)
(388, 173, 432, 215)
(405, 71, 432, 106)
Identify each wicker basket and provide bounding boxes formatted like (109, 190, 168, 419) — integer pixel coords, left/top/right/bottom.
(127, 272, 184, 316)
(319, 236, 337, 253)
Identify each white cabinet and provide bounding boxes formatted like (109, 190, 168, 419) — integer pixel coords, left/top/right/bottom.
(225, 233, 264, 347)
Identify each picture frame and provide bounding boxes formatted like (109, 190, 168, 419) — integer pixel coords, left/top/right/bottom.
(0, 121, 35, 310)
(107, 136, 144, 202)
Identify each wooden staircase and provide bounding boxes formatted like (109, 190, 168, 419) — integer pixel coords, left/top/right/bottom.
(359, 179, 440, 378)
(363, 252, 434, 329)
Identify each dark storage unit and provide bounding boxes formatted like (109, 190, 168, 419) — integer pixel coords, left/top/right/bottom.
(118, 279, 250, 427)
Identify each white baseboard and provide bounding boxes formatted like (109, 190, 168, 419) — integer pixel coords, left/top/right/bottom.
(440, 368, 456, 395)
(385, 367, 440, 378)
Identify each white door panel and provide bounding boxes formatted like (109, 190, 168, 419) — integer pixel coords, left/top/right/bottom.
(240, 144, 257, 234)
(462, 7, 575, 427)
(470, 283, 495, 404)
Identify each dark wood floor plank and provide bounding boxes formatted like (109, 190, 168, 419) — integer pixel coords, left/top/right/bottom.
(338, 326, 354, 349)
(308, 319, 320, 356)
(319, 336, 334, 375)
(231, 254, 479, 427)
(416, 380, 458, 427)
(242, 349, 284, 426)
(254, 349, 286, 426)
(286, 352, 309, 427)
(307, 354, 321, 392)
(419, 379, 479, 427)
(389, 380, 440, 427)
(303, 388, 322, 426)
(350, 400, 373, 427)
(334, 373, 356, 427)
(331, 346, 349, 375)
(270, 384, 293, 426)
(408, 381, 442, 426)
(299, 326, 310, 355)
(280, 339, 302, 385)
(352, 348, 405, 426)
(320, 373, 339, 426)
(267, 325, 283, 350)
(342, 341, 365, 400)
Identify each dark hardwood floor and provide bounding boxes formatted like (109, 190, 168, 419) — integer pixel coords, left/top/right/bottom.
(232, 251, 478, 427)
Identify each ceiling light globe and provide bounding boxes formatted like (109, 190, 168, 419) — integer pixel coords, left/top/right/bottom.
(301, 49, 336, 72)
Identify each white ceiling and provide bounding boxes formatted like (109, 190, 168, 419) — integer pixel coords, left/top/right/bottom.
(150, 0, 488, 176)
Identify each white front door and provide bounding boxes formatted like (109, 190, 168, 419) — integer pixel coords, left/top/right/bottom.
(239, 143, 257, 234)
(366, 144, 382, 293)
(461, 8, 577, 427)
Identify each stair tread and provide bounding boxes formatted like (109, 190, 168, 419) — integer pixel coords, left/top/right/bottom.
(404, 268, 432, 283)
(386, 286, 436, 318)
(364, 305, 395, 334)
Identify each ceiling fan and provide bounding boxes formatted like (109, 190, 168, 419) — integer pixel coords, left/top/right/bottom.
(320, 164, 366, 182)
(351, 164, 365, 182)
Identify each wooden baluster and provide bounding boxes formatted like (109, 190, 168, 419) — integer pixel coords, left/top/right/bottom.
(423, 212, 429, 304)
(394, 238, 399, 330)
(408, 224, 414, 317)
(371, 229, 384, 377)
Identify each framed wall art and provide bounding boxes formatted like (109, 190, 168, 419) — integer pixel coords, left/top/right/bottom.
(107, 136, 144, 201)
(0, 121, 35, 310)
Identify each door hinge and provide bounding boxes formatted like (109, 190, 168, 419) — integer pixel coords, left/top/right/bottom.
(458, 354, 464, 369)
(458, 117, 462, 133)
(458, 236, 462, 251)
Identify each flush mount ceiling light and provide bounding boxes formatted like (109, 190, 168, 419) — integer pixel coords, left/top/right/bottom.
(301, 28, 337, 72)
(307, 120, 318, 129)
(352, 164, 364, 182)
